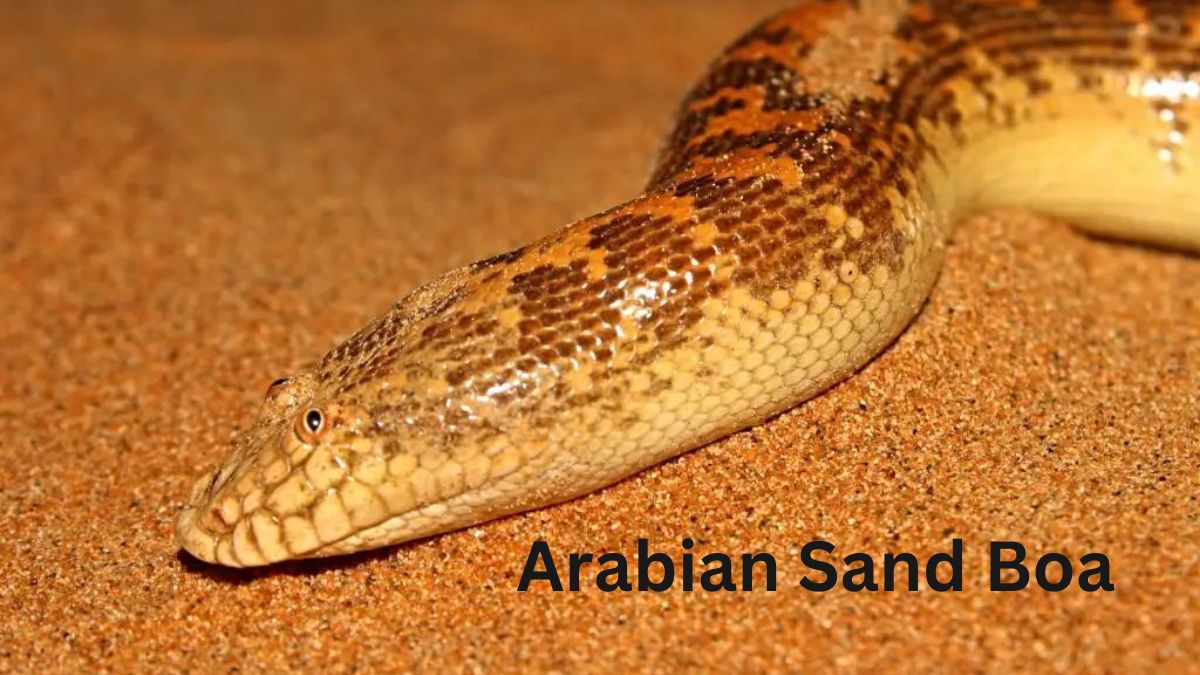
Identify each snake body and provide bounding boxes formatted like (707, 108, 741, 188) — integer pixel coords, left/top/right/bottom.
(178, 0, 1200, 567)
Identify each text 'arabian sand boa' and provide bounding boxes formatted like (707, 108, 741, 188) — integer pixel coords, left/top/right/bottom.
(178, 0, 1200, 567)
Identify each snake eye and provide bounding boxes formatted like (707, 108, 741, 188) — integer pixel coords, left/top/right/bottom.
(295, 408, 326, 444)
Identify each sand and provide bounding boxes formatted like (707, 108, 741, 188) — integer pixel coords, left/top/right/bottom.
(1, 1, 1197, 672)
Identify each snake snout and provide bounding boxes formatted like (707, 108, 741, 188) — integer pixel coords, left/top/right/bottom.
(176, 423, 315, 567)
(175, 461, 245, 565)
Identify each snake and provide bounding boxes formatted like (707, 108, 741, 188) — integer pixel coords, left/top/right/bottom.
(177, 0, 1200, 567)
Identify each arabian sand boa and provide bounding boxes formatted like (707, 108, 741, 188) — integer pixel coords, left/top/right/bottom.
(177, 0, 1200, 567)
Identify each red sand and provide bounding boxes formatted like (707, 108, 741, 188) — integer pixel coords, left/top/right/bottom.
(1, 2, 1197, 671)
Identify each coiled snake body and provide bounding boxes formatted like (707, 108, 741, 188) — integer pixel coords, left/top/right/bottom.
(178, 0, 1200, 567)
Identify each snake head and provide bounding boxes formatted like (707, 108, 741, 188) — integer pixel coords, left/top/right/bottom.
(174, 304, 554, 567)
(176, 269, 595, 568)
(175, 372, 389, 567)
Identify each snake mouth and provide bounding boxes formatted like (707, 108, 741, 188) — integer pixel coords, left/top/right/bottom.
(175, 501, 283, 568)
(174, 502, 328, 569)
(174, 503, 381, 568)
(174, 457, 373, 568)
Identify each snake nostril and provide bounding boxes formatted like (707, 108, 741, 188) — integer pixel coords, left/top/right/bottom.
(207, 464, 237, 495)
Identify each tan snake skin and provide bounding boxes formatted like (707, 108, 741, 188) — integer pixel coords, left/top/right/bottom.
(177, 0, 1200, 567)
